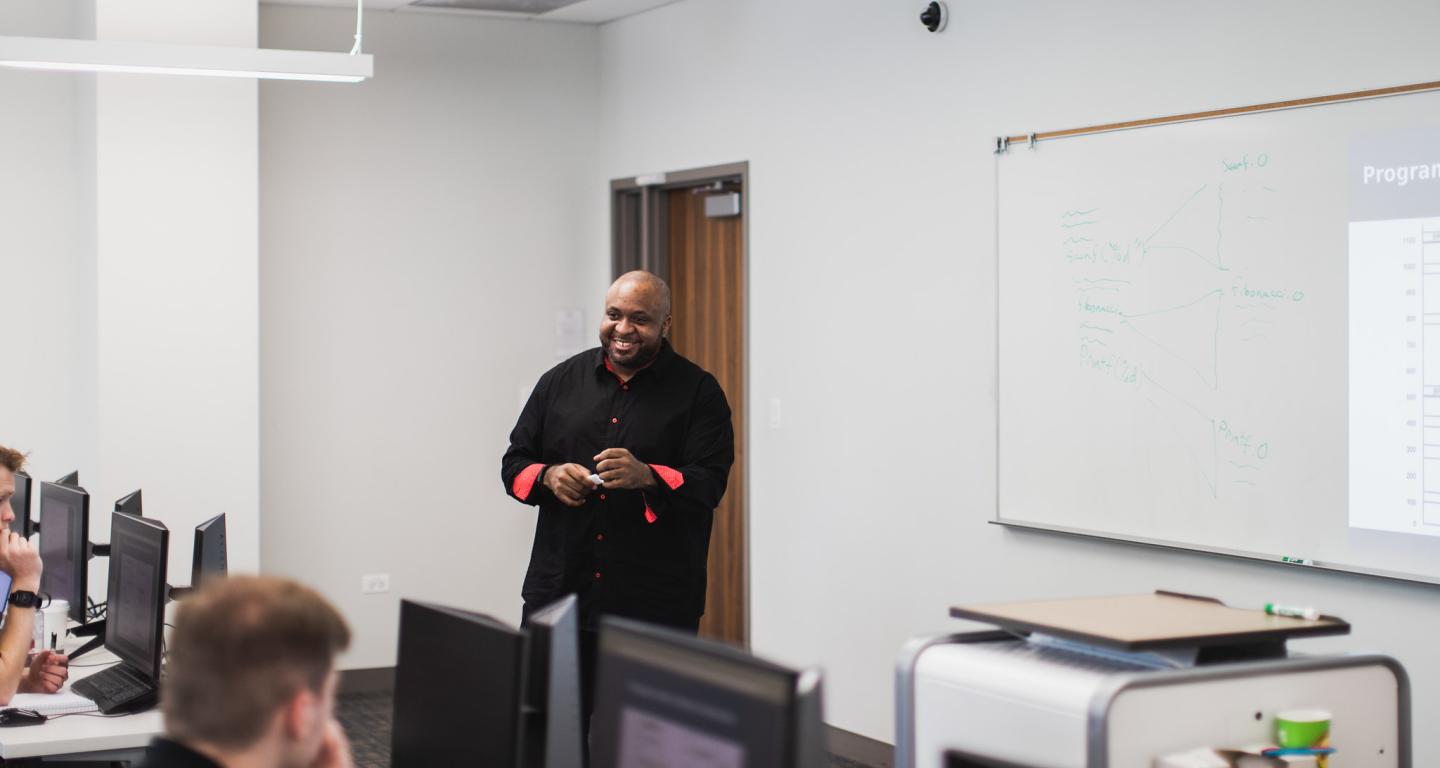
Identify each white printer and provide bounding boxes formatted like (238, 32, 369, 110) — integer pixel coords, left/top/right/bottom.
(894, 593, 1411, 768)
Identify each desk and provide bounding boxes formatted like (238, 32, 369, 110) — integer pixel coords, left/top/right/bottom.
(0, 646, 162, 762)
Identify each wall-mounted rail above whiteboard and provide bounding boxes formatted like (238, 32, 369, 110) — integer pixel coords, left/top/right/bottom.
(995, 84, 1440, 585)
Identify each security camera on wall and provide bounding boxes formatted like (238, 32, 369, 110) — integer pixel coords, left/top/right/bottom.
(920, 1, 948, 33)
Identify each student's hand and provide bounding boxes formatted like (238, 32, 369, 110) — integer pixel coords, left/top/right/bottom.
(593, 448, 657, 491)
(0, 529, 42, 590)
(18, 650, 68, 694)
(543, 463, 595, 507)
(310, 719, 354, 768)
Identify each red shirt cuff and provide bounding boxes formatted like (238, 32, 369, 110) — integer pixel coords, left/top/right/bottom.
(648, 464, 685, 491)
(512, 463, 544, 502)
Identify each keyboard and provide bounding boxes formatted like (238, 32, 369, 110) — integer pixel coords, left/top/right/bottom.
(975, 636, 1161, 673)
(72, 663, 158, 714)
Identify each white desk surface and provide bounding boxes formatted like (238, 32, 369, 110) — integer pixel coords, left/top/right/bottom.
(0, 644, 163, 759)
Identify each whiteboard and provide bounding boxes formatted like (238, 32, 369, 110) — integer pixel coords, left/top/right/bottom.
(996, 89, 1440, 585)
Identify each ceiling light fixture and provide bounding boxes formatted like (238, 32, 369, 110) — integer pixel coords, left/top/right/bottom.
(0, 1, 372, 83)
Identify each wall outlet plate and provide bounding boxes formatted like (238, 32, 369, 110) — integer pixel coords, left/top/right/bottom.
(361, 573, 390, 594)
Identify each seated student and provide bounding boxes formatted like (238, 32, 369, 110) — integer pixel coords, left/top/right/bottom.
(0, 445, 70, 702)
(139, 576, 354, 768)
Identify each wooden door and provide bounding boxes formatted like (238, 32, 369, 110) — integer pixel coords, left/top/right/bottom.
(666, 185, 746, 646)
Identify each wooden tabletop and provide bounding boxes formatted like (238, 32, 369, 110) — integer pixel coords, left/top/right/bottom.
(949, 592, 1350, 651)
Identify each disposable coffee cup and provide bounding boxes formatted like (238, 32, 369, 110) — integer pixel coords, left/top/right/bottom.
(40, 599, 70, 651)
(1275, 709, 1331, 748)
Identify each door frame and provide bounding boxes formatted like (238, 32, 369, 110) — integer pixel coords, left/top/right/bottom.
(609, 161, 750, 647)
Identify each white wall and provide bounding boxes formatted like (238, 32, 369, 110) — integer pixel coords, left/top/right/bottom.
(591, 0, 1440, 760)
(259, 5, 599, 670)
(2, 0, 261, 593)
(0, 1, 98, 490)
(93, 0, 261, 580)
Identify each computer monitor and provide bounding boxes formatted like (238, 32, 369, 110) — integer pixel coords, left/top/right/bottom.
(521, 595, 583, 768)
(11, 470, 31, 538)
(392, 601, 528, 767)
(945, 751, 1044, 768)
(391, 598, 583, 768)
(103, 512, 169, 683)
(114, 489, 142, 517)
(191, 513, 227, 589)
(71, 491, 141, 564)
(38, 481, 90, 622)
(591, 617, 827, 768)
(54, 470, 79, 487)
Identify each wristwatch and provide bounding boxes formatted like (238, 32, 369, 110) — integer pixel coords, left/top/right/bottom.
(7, 590, 40, 609)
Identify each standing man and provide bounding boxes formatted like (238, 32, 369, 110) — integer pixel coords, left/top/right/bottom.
(502, 270, 734, 709)
(0, 445, 70, 702)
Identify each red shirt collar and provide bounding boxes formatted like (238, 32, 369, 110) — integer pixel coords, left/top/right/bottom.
(603, 354, 653, 382)
(602, 346, 661, 381)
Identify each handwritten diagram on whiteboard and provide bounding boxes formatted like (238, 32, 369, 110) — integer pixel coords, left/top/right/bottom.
(996, 97, 1440, 584)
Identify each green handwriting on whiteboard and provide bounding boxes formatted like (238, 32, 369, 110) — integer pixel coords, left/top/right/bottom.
(1079, 343, 1139, 386)
(1231, 275, 1306, 302)
(1217, 419, 1270, 460)
(1078, 299, 1121, 315)
(1064, 238, 1147, 265)
(1221, 152, 1270, 172)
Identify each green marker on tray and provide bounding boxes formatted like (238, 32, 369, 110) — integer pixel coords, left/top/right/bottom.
(1265, 602, 1319, 620)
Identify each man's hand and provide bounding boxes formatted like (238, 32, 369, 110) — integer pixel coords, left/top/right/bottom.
(544, 463, 596, 507)
(0, 529, 42, 590)
(309, 719, 354, 768)
(18, 650, 68, 694)
(593, 448, 657, 490)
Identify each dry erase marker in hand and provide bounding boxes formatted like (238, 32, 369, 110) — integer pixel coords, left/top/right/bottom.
(1265, 602, 1318, 620)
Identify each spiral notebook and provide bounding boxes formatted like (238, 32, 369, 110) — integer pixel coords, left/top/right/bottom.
(8, 690, 99, 716)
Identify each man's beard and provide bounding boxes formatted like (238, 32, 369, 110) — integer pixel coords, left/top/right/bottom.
(607, 336, 662, 369)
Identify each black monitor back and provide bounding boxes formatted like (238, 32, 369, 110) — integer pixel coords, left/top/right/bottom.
(55, 470, 79, 487)
(104, 512, 169, 680)
(114, 489, 143, 517)
(191, 513, 227, 588)
(794, 669, 827, 768)
(591, 617, 815, 768)
(38, 481, 89, 622)
(521, 595, 582, 768)
(946, 751, 1045, 768)
(12, 470, 31, 538)
(392, 600, 527, 767)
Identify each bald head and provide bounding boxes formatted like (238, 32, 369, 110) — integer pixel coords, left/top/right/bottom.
(611, 271, 671, 318)
(600, 271, 673, 375)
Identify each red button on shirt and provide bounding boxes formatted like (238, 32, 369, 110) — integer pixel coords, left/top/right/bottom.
(596, 534, 604, 541)
(611, 417, 618, 424)
(599, 494, 607, 500)
(594, 571, 602, 579)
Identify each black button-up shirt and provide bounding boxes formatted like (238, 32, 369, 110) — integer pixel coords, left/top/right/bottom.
(502, 341, 733, 629)
(136, 738, 223, 768)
